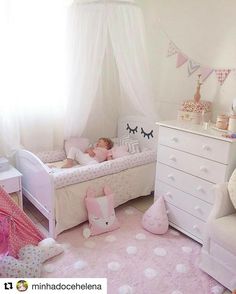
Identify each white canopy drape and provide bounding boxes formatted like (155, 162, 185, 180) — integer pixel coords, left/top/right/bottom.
(0, 0, 158, 156)
(65, 0, 157, 138)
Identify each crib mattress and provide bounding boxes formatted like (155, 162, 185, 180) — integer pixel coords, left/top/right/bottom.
(50, 150, 156, 189)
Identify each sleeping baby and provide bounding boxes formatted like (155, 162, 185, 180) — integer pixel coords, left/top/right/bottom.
(62, 137, 113, 168)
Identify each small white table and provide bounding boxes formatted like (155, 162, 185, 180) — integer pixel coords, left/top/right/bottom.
(0, 166, 22, 208)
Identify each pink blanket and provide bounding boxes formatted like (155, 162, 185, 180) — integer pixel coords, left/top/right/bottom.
(0, 187, 44, 258)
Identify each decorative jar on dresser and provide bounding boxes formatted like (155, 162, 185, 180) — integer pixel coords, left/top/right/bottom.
(155, 120, 236, 243)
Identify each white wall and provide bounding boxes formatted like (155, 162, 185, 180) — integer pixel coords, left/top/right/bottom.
(84, 0, 236, 141)
(137, 0, 236, 121)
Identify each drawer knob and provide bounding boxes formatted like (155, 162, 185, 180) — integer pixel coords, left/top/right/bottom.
(167, 174, 174, 180)
(171, 137, 178, 142)
(169, 155, 176, 162)
(193, 225, 199, 231)
(166, 192, 172, 198)
(202, 144, 210, 151)
(196, 186, 204, 193)
(200, 166, 208, 172)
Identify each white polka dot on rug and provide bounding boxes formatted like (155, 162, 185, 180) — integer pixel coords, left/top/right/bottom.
(181, 246, 192, 253)
(107, 262, 121, 271)
(171, 291, 183, 294)
(144, 268, 158, 279)
(126, 246, 137, 255)
(118, 285, 133, 294)
(153, 247, 167, 256)
(175, 264, 188, 273)
(84, 240, 96, 249)
(135, 233, 146, 240)
(43, 264, 55, 273)
(170, 230, 180, 236)
(124, 208, 134, 215)
(105, 235, 117, 242)
(74, 260, 88, 270)
(211, 285, 224, 294)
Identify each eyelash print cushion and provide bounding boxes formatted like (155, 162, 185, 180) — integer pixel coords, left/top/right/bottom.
(126, 123, 138, 134)
(141, 127, 154, 139)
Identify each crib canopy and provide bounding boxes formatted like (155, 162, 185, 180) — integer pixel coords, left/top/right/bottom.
(65, 0, 158, 138)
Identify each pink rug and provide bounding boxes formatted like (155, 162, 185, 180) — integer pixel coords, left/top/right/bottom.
(43, 206, 224, 294)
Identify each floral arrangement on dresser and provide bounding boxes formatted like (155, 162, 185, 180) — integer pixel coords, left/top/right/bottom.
(177, 74, 212, 124)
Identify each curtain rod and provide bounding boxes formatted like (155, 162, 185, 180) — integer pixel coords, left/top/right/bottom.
(76, 1, 137, 6)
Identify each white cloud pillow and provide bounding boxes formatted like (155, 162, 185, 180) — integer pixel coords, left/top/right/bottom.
(0, 238, 64, 278)
(228, 169, 236, 209)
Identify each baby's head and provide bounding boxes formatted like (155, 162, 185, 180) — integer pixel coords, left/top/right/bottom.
(97, 138, 113, 150)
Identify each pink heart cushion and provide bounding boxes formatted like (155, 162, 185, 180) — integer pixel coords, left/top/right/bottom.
(142, 196, 169, 234)
(85, 186, 120, 236)
(64, 137, 90, 156)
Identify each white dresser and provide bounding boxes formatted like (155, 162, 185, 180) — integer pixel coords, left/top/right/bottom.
(155, 120, 236, 243)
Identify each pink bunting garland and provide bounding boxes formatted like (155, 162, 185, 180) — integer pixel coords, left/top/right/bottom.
(176, 52, 188, 68)
(167, 42, 178, 57)
(166, 41, 234, 85)
(200, 67, 214, 82)
(215, 69, 231, 85)
(188, 60, 200, 76)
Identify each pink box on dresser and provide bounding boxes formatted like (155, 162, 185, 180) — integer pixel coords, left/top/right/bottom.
(177, 100, 212, 124)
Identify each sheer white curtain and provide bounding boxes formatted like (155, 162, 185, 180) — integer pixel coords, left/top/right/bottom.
(64, 2, 109, 138)
(0, 0, 67, 156)
(64, 0, 158, 138)
(108, 3, 157, 119)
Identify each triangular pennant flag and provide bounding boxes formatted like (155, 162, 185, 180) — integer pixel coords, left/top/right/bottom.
(215, 69, 231, 85)
(176, 52, 188, 68)
(167, 41, 178, 57)
(200, 67, 213, 82)
(188, 60, 200, 76)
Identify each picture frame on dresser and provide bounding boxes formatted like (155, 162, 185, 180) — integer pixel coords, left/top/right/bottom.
(154, 120, 236, 243)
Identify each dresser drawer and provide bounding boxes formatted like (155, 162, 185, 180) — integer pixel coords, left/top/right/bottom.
(0, 177, 20, 194)
(158, 145, 227, 183)
(159, 126, 230, 164)
(166, 203, 205, 241)
(156, 163, 214, 203)
(156, 181, 212, 221)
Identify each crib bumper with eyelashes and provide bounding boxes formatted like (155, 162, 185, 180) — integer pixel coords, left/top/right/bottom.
(126, 123, 154, 140)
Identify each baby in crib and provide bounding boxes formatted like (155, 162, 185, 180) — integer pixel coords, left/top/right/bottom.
(62, 137, 114, 168)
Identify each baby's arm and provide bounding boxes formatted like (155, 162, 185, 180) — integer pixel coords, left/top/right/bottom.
(85, 147, 95, 157)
